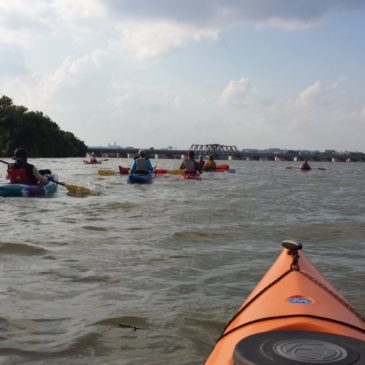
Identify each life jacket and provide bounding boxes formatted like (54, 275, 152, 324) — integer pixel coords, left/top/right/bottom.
(204, 160, 216, 171)
(134, 157, 150, 173)
(7, 162, 37, 184)
(184, 159, 198, 173)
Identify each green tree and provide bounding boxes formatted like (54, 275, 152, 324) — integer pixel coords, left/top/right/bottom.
(0, 95, 87, 157)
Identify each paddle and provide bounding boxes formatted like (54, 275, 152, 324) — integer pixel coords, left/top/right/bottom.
(286, 166, 327, 171)
(0, 160, 93, 195)
(204, 168, 236, 173)
(98, 165, 130, 176)
(153, 168, 183, 175)
(98, 169, 117, 176)
(52, 180, 93, 195)
(167, 169, 184, 175)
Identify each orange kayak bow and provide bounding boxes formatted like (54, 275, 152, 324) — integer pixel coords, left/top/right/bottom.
(205, 240, 365, 365)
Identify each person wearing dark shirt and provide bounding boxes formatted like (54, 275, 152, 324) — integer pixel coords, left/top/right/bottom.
(180, 150, 202, 174)
(5, 148, 48, 185)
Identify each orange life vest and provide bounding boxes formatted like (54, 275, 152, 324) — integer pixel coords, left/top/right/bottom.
(204, 160, 216, 170)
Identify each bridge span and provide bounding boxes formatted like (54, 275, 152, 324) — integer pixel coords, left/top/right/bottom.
(87, 145, 365, 162)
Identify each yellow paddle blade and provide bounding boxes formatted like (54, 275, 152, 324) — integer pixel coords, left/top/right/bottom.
(168, 169, 183, 175)
(98, 169, 116, 176)
(65, 183, 92, 195)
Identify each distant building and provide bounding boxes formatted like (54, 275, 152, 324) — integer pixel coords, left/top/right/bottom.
(107, 142, 121, 148)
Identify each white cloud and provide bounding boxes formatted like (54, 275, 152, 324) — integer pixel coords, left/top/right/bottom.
(0, 0, 107, 50)
(296, 80, 343, 107)
(296, 81, 321, 106)
(218, 78, 252, 107)
(113, 20, 218, 59)
(2, 0, 361, 57)
(38, 50, 107, 98)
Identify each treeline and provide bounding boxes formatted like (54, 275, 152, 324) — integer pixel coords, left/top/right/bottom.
(0, 95, 87, 157)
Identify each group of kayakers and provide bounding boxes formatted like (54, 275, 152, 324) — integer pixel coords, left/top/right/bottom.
(179, 151, 221, 174)
(109, 149, 212, 176)
(3, 147, 313, 186)
(84, 149, 220, 176)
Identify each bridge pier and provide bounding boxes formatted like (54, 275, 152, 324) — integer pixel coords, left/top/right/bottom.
(154, 154, 159, 159)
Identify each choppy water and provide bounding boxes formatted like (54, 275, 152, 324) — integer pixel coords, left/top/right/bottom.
(0, 158, 364, 365)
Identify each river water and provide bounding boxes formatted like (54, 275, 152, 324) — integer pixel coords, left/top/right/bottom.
(0, 158, 364, 365)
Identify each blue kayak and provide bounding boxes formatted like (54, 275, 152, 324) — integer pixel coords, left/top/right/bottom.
(128, 172, 155, 184)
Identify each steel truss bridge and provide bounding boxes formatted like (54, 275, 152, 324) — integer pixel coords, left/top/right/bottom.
(189, 144, 239, 158)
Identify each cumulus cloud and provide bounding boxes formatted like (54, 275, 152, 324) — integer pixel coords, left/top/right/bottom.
(0, 0, 106, 49)
(113, 20, 218, 59)
(218, 78, 252, 107)
(38, 50, 107, 98)
(296, 80, 343, 107)
(296, 81, 321, 106)
(2, 0, 363, 56)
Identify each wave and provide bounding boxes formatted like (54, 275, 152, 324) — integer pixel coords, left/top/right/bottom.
(92, 315, 148, 329)
(0, 242, 48, 256)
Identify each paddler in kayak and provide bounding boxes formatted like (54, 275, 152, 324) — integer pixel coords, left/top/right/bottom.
(5, 148, 48, 185)
(129, 150, 153, 174)
(180, 150, 202, 175)
(199, 155, 205, 169)
(203, 155, 217, 171)
(89, 152, 99, 163)
(300, 159, 312, 171)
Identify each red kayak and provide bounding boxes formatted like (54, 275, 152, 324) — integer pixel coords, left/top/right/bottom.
(180, 173, 202, 180)
(216, 164, 229, 170)
(155, 168, 169, 174)
(205, 240, 365, 364)
(83, 160, 102, 164)
(118, 165, 129, 174)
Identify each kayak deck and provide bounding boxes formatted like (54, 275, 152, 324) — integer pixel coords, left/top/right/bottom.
(0, 177, 58, 197)
(128, 172, 155, 184)
(180, 173, 202, 180)
(205, 240, 365, 364)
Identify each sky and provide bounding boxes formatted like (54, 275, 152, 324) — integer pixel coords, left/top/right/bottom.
(1, 0, 365, 151)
